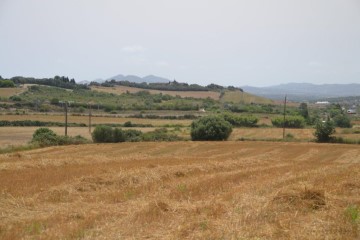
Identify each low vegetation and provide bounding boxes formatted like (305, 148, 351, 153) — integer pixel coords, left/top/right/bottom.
(272, 115, 306, 128)
(31, 128, 89, 147)
(314, 120, 336, 143)
(93, 79, 242, 92)
(0, 120, 85, 127)
(221, 112, 258, 127)
(92, 125, 182, 143)
(191, 115, 232, 141)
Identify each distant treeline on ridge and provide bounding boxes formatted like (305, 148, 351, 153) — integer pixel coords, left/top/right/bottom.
(2, 76, 89, 90)
(90, 79, 243, 92)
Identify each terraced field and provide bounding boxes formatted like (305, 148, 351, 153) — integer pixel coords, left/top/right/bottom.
(0, 142, 359, 239)
(91, 86, 221, 100)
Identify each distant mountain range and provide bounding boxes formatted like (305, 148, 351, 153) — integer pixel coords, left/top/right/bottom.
(242, 83, 360, 101)
(79, 74, 171, 85)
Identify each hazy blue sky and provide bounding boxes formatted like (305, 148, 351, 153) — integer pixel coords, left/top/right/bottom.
(1, 0, 360, 87)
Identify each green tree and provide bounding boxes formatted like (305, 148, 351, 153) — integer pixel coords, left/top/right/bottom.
(314, 120, 335, 142)
(333, 114, 352, 128)
(191, 115, 232, 141)
(298, 102, 309, 119)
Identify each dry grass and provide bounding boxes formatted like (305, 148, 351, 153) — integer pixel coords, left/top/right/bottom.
(0, 141, 359, 239)
(0, 85, 28, 98)
(229, 128, 315, 141)
(91, 85, 221, 100)
(222, 90, 275, 104)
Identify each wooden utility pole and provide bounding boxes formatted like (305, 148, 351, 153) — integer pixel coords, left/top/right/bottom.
(283, 95, 287, 139)
(88, 103, 92, 133)
(64, 102, 68, 136)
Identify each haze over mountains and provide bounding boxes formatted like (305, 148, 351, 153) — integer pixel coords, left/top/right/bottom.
(242, 83, 360, 101)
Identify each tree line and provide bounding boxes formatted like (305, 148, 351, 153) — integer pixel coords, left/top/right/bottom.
(1, 75, 89, 90)
(90, 80, 243, 92)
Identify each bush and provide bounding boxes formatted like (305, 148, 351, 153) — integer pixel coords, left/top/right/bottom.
(91, 126, 182, 142)
(272, 116, 305, 128)
(9, 96, 22, 101)
(0, 80, 15, 88)
(142, 128, 182, 142)
(333, 114, 352, 128)
(31, 128, 88, 146)
(191, 115, 232, 141)
(92, 125, 116, 143)
(123, 121, 133, 127)
(113, 128, 125, 142)
(221, 113, 258, 127)
(123, 129, 143, 142)
(31, 128, 59, 146)
(314, 120, 336, 143)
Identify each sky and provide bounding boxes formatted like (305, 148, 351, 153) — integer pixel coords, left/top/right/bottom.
(0, 0, 360, 87)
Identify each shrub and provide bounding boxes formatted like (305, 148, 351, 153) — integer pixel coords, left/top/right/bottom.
(113, 128, 125, 142)
(191, 115, 232, 141)
(31, 128, 89, 146)
(221, 113, 258, 127)
(314, 120, 336, 143)
(92, 125, 115, 143)
(123, 121, 133, 127)
(142, 128, 182, 142)
(92, 125, 143, 143)
(333, 114, 352, 128)
(272, 116, 305, 128)
(123, 129, 143, 142)
(31, 128, 59, 146)
(9, 96, 22, 101)
(0, 80, 15, 88)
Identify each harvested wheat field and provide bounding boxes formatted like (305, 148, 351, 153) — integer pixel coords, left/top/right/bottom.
(0, 141, 360, 239)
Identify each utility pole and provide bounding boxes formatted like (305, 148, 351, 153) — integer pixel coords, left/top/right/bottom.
(283, 95, 287, 139)
(88, 103, 92, 133)
(64, 102, 68, 136)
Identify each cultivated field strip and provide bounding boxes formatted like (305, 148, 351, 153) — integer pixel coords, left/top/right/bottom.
(0, 142, 359, 239)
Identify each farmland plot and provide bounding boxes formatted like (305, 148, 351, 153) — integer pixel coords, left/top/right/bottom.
(0, 142, 359, 239)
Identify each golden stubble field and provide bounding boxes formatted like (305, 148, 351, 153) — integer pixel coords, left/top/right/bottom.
(0, 141, 359, 239)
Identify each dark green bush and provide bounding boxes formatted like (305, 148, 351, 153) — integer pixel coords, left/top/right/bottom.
(314, 120, 336, 143)
(31, 128, 88, 147)
(191, 115, 232, 141)
(113, 128, 126, 142)
(272, 116, 305, 128)
(123, 129, 143, 142)
(91, 125, 181, 142)
(333, 114, 352, 128)
(31, 128, 58, 146)
(221, 113, 258, 127)
(92, 125, 115, 143)
(123, 121, 133, 127)
(9, 96, 22, 101)
(0, 80, 15, 88)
